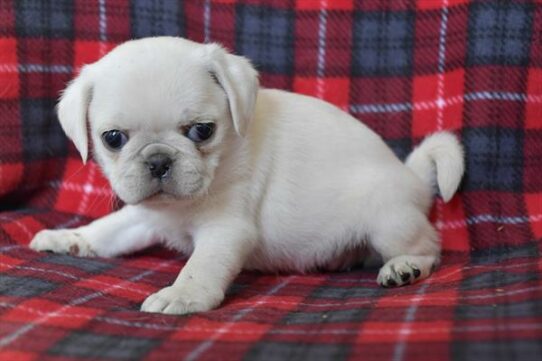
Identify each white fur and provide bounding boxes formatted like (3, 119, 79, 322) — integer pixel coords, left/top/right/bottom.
(30, 37, 465, 315)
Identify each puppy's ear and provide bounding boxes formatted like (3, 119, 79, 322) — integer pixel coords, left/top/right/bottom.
(57, 66, 93, 164)
(205, 44, 259, 136)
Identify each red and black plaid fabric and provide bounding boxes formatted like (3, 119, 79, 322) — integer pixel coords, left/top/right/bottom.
(1, 1, 541, 360)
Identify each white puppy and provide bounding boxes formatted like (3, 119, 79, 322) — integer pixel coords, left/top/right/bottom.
(30, 37, 464, 315)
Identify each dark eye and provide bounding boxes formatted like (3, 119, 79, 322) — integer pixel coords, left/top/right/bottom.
(101, 130, 129, 150)
(185, 123, 215, 143)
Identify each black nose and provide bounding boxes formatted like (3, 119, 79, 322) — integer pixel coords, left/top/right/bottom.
(146, 153, 172, 179)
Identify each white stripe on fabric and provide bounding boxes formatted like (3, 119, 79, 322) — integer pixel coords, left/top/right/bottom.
(183, 277, 293, 361)
(204, 0, 211, 43)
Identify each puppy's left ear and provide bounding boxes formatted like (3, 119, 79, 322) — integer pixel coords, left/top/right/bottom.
(205, 44, 259, 136)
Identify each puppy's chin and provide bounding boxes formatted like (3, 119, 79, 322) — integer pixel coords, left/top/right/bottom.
(141, 191, 181, 206)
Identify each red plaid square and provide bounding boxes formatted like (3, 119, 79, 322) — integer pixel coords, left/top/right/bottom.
(2, 216, 44, 245)
(361, 112, 412, 141)
(74, 0, 129, 43)
(0, 101, 22, 165)
(293, 77, 350, 108)
(184, 1, 205, 43)
(525, 193, 542, 238)
(413, 10, 440, 74)
(438, 195, 470, 252)
(0, 350, 36, 361)
(0, 38, 19, 99)
(358, 321, 452, 343)
(463, 192, 532, 249)
(209, 3, 237, 50)
(3, 299, 102, 329)
(173, 317, 270, 342)
(432, 263, 465, 284)
(356, 1, 410, 11)
(412, 70, 465, 137)
(0, 254, 27, 270)
(525, 68, 542, 129)
(17, 39, 72, 98)
(524, 130, 542, 192)
(416, 0, 469, 10)
(294, 11, 319, 75)
(124, 255, 182, 272)
(296, 0, 354, 10)
(75, 275, 155, 302)
(351, 77, 411, 105)
(0, 163, 23, 197)
(376, 289, 458, 308)
(54, 160, 113, 219)
(442, 5, 469, 71)
(242, 0, 291, 8)
(0, 1, 15, 35)
(74, 40, 116, 68)
(464, 67, 527, 128)
(260, 74, 292, 90)
(325, 12, 354, 77)
(530, 5, 542, 68)
(231, 294, 304, 311)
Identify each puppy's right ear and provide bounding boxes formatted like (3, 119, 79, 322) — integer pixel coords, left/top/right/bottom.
(203, 43, 259, 137)
(57, 66, 93, 164)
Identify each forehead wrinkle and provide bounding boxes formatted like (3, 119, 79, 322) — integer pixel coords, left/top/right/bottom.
(91, 57, 226, 133)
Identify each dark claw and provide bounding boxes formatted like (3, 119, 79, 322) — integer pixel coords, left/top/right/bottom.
(387, 278, 397, 287)
(400, 272, 410, 283)
(412, 267, 421, 278)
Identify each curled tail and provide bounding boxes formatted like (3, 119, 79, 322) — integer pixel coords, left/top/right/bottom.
(405, 131, 464, 202)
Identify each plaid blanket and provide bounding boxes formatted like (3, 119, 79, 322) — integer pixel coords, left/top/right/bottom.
(1, 0, 541, 360)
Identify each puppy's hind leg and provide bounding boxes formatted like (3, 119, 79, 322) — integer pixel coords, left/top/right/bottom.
(370, 209, 440, 287)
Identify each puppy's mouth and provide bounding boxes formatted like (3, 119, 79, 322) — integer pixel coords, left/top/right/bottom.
(145, 189, 178, 202)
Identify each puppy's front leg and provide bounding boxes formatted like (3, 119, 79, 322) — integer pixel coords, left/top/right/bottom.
(30, 205, 158, 258)
(141, 220, 255, 315)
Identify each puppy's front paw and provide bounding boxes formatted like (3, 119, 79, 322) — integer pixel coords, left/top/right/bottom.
(377, 255, 434, 287)
(29, 229, 96, 257)
(141, 286, 223, 315)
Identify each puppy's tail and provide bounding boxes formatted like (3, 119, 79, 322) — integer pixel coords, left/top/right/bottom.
(405, 131, 464, 202)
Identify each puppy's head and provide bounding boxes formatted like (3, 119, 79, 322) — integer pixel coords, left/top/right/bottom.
(57, 37, 258, 204)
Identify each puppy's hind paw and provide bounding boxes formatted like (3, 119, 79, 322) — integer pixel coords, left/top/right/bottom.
(377, 255, 435, 288)
(30, 229, 96, 257)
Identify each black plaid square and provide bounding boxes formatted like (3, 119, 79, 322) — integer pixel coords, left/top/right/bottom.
(0, 275, 56, 297)
(385, 137, 412, 162)
(456, 300, 542, 320)
(352, 10, 414, 76)
(467, 2, 534, 66)
(51, 332, 158, 360)
(131, 0, 183, 38)
(41, 254, 113, 273)
(463, 127, 523, 191)
(284, 309, 369, 324)
(15, 0, 73, 38)
(460, 269, 538, 291)
(452, 341, 542, 361)
(21, 98, 68, 161)
(246, 342, 349, 361)
(236, 5, 294, 74)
